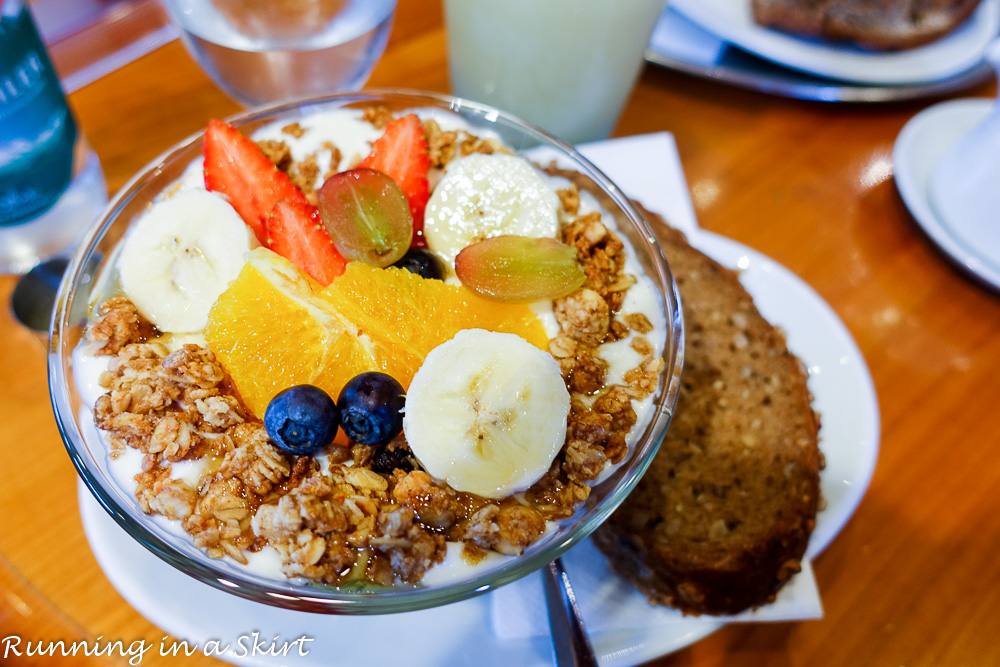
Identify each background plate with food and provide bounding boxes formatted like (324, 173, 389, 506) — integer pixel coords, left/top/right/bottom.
(669, 0, 999, 84)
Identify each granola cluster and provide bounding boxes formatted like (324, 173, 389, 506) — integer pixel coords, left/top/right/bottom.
(83, 109, 663, 587)
(257, 122, 343, 208)
(530, 183, 664, 506)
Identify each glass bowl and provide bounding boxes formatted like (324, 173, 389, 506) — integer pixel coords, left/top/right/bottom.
(48, 89, 684, 615)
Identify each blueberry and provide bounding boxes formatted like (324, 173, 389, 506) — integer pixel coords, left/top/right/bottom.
(264, 385, 340, 455)
(392, 247, 445, 280)
(370, 443, 415, 475)
(337, 372, 405, 446)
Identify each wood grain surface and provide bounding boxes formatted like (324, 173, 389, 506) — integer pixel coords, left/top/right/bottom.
(2, 1, 998, 665)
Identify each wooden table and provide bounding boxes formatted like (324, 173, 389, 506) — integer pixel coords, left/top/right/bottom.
(2, 1, 998, 665)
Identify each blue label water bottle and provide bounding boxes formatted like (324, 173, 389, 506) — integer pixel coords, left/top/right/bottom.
(0, 0, 77, 224)
(0, 0, 106, 274)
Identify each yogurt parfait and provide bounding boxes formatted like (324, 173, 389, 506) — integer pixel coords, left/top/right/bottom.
(55, 92, 681, 610)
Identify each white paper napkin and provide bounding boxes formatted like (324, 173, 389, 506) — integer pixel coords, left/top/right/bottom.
(491, 132, 824, 640)
(577, 132, 699, 238)
(492, 540, 822, 639)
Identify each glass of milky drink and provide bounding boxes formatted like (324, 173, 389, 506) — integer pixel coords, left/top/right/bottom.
(157, 0, 396, 106)
(49, 90, 683, 614)
(444, 0, 666, 145)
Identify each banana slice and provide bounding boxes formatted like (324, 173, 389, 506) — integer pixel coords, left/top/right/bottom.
(403, 329, 570, 499)
(423, 153, 560, 266)
(118, 189, 254, 333)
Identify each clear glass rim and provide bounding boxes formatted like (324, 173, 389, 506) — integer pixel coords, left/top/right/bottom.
(48, 88, 685, 615)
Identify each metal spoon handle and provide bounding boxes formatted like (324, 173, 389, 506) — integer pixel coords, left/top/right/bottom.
(543, 557, 599, 667)
(11, 257, 68, 334)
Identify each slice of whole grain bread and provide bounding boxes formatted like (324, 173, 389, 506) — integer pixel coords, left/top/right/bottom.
(592, 211, 823, 615)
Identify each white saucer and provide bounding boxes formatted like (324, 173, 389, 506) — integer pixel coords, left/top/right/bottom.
(78, 227, 880, 667)
(671, 0, 1000, 85)
(76, 134, 879, 666)
(893, 98, 1000, 290)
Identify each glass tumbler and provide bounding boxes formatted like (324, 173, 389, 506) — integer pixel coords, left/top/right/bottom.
(158, 0, 397, 106)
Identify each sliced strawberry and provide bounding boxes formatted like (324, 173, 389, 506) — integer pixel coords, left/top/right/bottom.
(203, 118, 309, 244)
(266, 197, 347, 285)
(361, 114, 430, 247)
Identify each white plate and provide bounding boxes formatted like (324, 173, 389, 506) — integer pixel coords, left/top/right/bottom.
(79, 228, 879, 667)
(645, 6, 995, 101)
(670, 0, 1000, 84)
(893, 98, 1000, 290)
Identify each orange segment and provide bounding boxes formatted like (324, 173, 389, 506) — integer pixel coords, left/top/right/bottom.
(320, 263, 550, 357)
(206, 249, 548, 419)
(206, 250, 374, 418)
(312, 295, 424, 406)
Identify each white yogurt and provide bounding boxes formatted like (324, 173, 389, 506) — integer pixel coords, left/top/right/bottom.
(253, 111, 382, 173)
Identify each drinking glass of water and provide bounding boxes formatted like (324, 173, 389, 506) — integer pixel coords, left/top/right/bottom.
(158, 0, 396, 107)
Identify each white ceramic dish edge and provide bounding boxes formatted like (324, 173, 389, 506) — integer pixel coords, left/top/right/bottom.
(77, 133, 879, 666)
(671, 0, 1000, 85)
(77, 228, 879, 667)
(893, 98, 1000, 290)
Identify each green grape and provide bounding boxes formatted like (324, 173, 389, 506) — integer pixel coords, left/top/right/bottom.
(317, 168, 413, 267)
(455, 235, 586, 302)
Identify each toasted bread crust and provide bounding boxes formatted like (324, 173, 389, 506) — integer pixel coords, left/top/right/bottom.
(593, 212, 823, 616)
(750, 0, 983, 50)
